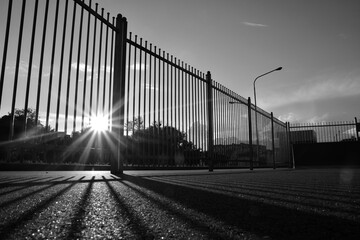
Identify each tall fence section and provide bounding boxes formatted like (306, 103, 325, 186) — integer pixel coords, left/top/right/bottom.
(289, 119, 359, 166)
(290, 118, 359, 143)
(0, 0, 291, 172)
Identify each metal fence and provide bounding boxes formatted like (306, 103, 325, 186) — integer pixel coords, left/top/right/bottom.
(290, 118, 360, 143)
(0, 0, 117, 165)
(211, 84, 291, 169)
(0, 0, 291, 172)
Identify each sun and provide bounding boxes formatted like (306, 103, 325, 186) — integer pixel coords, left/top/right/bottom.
(91, 115, 109, 132)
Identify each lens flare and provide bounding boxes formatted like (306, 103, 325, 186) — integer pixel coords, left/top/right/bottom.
(91, 115, 108, 132)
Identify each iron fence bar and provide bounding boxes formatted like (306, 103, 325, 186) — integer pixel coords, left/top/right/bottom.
(287, 122, 294, 168)
(227, 92, 231, 147)
(0, 0, 13, 110)
(153, 45, 156, 130)
(56, 0, 69, 131)
(191, 67, 196, 160)
(166, 53, 170, 126)
(64, 0, 77, 133)
(35, 0, 50, 130)
(81, 0, 92, 130)
(111, 14, 127, 174)
(192, 67, 196, 150)
(222, 91, 226, 148)
(202, 73, 206, 152)
(108, 17, 115, 129)
(126, 32, 132, 137)
(247, 97, 254, 170)
(89, 3, 98, 125)
(138, 38, 142, 130)
(9, 0, 26, 140)
(162, 51, 166, 159)
(138, 37, 142, 161)
(271, 112, 276, 169)
(185, 64, 188, 144)
(166, 52, 170, 162)
(355, 117, 359, 141)
(131, 35, 137, 161)
(206, 71, 214, 171)
(157, 48, 162, 165)
(213, 83, 217, 160)
(73, 0, 117, 31)
(176, 59, 180, 132)
(102, 13, 110, 115)
(73, 2, 85, 132)
(163, 52, 166, 128)
(158, 48, 161, 127)
(170, 55, 174, 162)
(149, 43, 152, 128)
(120, 16, 128, 170)
(46, 0, 60, 130)
(132, 35, 137, 134)
(174, 57, 177, 133)
(181, 61, 185, 140)
(24, 0, 39, 135)
(161, 50, 166, 164)
(96, 8, 104, 116)
(144, 40, 148, 129)
(196, 71, 200, 150)
(152, 45, 156, 163)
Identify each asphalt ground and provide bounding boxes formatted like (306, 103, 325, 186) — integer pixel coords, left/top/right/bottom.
(0, 168, 359, 239)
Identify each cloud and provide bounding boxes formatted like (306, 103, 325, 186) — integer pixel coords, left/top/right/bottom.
(101, 65, 112, 73)
(278, 112, 297, 122)
(342, 127, 357, 136)
(242, 21, 268, 27)
(261, 71, 360, 110)
(306, 114, 329, 123)
(6, 60, 38, 76)
(145, 83, 158, 91)
(71, 62, 92, 73)
(130, 63, 148, 71)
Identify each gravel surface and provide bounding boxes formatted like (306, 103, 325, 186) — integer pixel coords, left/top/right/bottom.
(0, 168, 359, 239)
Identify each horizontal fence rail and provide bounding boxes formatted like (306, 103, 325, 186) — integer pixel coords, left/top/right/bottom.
(0, 0, 292, 171)
(290, 118, 359, 143)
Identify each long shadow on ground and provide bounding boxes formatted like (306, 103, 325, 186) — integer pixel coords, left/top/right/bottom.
(120, 173, 359, 240)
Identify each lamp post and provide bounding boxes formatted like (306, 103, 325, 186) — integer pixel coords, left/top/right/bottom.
(253, 67, 282, 163)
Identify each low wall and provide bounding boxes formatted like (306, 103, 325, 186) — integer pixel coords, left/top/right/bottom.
(293, 141, 360, 167)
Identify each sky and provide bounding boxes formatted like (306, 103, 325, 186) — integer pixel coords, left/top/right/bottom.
(98, 0, 360, 123)
(0, 0, 359, 125)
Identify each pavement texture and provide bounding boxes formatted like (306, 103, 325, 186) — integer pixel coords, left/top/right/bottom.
(0, 168, 359, 239)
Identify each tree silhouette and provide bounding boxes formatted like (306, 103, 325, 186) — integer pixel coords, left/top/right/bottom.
(124, 120, 202, 166)
(0, 108, 51, 141)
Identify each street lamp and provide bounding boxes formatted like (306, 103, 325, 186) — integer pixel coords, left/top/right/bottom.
(253, 67, 282, 163)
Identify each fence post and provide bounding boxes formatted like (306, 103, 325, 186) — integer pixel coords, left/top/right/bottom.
(206, 71, 214, 172)
(271, 112, 276, 169)
(286, 122, 294, 168)
(355, 117, 359, 141)
(248, 97, 254, 170)
(111, 14, 127, 174)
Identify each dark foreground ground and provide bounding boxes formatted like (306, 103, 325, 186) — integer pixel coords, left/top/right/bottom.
(0, 168, 359, 239)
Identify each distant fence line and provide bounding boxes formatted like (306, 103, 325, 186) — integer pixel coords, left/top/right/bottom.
(290, 118, 360, 143)
(0, 0, 292, 172)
